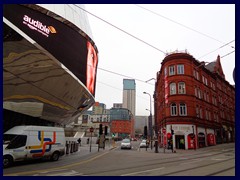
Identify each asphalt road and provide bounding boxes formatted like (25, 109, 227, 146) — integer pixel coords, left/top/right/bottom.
(3, 141, 235, 176)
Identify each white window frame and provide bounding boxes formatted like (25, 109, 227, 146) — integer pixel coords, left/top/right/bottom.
(170, 83, 176, 95)
(178, 82, 186, 94)
(200, 108, 203, 118)
(195, 87, 198, 97)
(169, 65, 175, 76)
(179, 103, 187, 116)
(196, 71, 199, 80)
(171, 103, 177, 116)
(177, 64, 184, 74)
(196, 106, 200, 118)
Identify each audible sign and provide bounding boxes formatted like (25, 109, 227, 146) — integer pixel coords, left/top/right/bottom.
(4, 4, 98, 96)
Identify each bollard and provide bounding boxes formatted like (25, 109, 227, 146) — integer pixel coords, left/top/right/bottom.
(66, 141, 70, 154)
(70, 142, 73, 153)
(155, 140, 158, 153)
(73, 142, 76, 152)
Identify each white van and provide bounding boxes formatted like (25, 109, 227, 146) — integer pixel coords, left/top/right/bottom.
(3, 125, 66, 168)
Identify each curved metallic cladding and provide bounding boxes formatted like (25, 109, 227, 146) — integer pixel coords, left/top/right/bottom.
(3, 32, 94, 125)
(3, 4, 98, 125)
(36, 4, 94, 41)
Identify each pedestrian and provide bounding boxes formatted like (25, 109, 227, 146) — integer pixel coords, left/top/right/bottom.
(167, 140, 171, 149)
(77, 138, 81, 146)
(180, 138, 184, 149)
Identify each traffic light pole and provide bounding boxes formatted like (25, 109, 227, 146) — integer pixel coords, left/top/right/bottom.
(171, 125, 174, 153)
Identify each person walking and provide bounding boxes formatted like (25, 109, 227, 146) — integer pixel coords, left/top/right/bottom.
(77, 138, 81, 146)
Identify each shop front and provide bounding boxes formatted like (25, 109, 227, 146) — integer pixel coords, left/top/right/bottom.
(198, 132, 206, 148)
(187, 133, 195, 149)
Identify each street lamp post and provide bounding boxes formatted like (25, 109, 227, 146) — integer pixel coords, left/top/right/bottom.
(143, 91, 153, 150)
(89, 127, 94, 152)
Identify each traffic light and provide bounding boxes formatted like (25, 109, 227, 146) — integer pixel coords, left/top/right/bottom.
(99, 124, 103, 135)
(144, 126, 148, 137)
(104, 126, 108, 135)
(171, 129, 174, 135)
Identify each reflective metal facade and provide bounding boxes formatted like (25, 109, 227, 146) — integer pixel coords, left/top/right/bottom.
(3, 4, 98, 125)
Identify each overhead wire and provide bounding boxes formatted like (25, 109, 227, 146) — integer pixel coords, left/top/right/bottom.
(73, 4, 166, 55)
(98, 67, 154, 85)
(71, 4, 234, 91)
(221, 50, 235, 59)
(134, 4, 235, 61)
(134, 4, 235, 49)
(65, 4, 156, 89)
(198, 40, 235, 59)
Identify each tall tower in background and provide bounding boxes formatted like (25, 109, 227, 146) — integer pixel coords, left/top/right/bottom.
(123, 79, 136, 116)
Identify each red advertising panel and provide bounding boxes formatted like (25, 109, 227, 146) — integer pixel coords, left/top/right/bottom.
(207, 133, 215, 146)
(187, 134, 195, 149)
(164, 73, 168, 104)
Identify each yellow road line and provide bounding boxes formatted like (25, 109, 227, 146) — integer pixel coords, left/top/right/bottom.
(4, 151, 109, 176)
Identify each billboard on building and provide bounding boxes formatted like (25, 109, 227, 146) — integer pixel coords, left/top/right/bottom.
(3, 4, 98, 96)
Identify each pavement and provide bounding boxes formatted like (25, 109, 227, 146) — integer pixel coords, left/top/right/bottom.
(63, 140, 235, 161)
(137, 142, 235, 155)
(63, 140, 117, 162)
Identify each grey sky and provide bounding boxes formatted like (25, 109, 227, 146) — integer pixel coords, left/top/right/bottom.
(84, 4, 235, 116)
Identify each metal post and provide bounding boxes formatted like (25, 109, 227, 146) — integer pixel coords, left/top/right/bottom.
(192, 125, 196, 150)
(90, 132, 92, 152)
(143, 92, 153, 150)
(155, 140, 158, 153)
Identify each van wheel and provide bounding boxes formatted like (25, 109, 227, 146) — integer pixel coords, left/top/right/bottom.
(3, 156, 13, 168)
(51, 152, 60, 161)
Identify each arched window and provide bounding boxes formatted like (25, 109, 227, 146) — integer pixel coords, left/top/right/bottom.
(179, 103, 187, 116)
(178, 82, 186, 94)
(171, 103, 177, 116)
(170, 83, 176, 95)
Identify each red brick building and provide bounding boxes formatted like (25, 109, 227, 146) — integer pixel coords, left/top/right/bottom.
(110, 108, 135, 138)
(154, 52, 235, 150)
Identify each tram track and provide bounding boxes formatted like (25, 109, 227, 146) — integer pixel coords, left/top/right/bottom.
(83, 148, 235, 176)
(4, 144, 235, 176)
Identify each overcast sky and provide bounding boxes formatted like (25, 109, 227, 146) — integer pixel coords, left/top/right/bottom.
(84, 4, 235, 116)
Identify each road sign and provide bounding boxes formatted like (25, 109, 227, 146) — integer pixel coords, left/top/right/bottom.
(162, 128, 166, 134)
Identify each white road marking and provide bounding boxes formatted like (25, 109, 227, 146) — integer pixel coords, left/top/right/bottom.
(33, 170, 83, 176)
(180, 159, 202, 165)
(211, 158, 227, 161)
(179, 157, 188, 159)
(121, 167, 165, 176)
